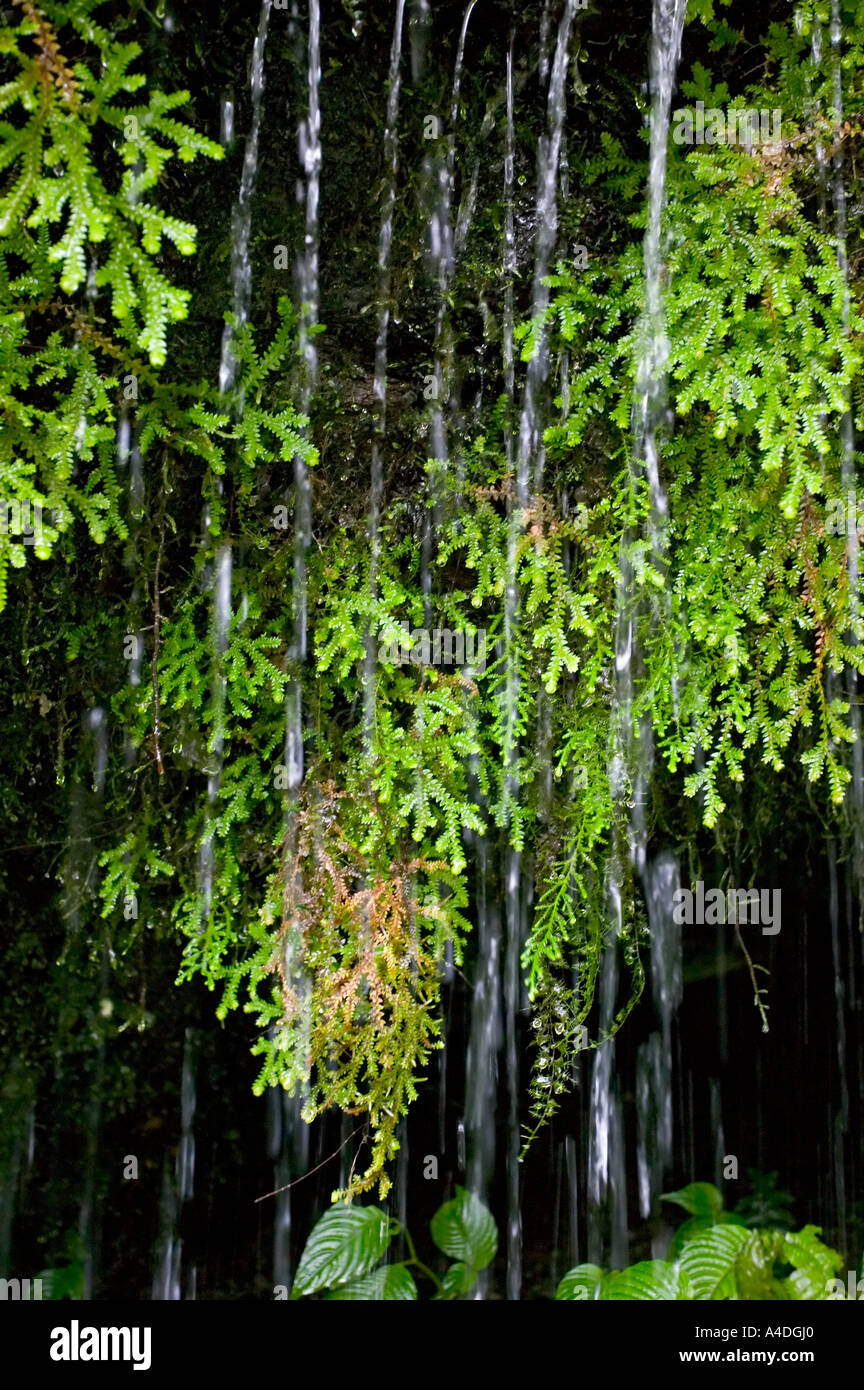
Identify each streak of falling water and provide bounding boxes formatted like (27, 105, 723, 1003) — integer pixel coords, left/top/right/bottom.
(587, 914, 629, 1269)
(69, 709, 109, 1298)
(502, 41, 516, 430)
(590, 0, 686, 1271)
(203, 4, 268, 917)
(710, 1079, 725, 1191)
(220, 96, 234, 147)
(363, 0, 406, 758)
(463, 36, 516, 1300)
(280, 0, 321, 971)
(465, 836, 501, 1296)
(632, 0, 686, 554)
(218, 0, 272, 400)
(200, 543, 232, 921)
(519, 0, 576, 502)
(811, 10, 864, 893)
(538, 0, 553, 84)
(409, 0, 431, 80)
(293, 0, 320, 667)
(503, 2, 575, 829)
(636, 853, 681, 1252)
(811, 21, 861, 1252)
(416, 5, 476, 950)
(177, 1032, 197, 1211)
(828, 842, 849, 1258)
(267, 1085, 309, 1290)
(504, 849, 522, 1298)
(612, 0, 686, 861)
(152, 1030, 197, 1300)
(426, 0, 476, 472)
(829, 1, 864, 882)
(87, 707, 107, 797)
(565, 1134, 580, 1267)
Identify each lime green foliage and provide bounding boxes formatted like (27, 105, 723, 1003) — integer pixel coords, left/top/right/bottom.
(0, 0, 220, 358)
(544, 72, 864, 824)
(556, 1183, 844, 1300)
(290, 1186, 497, 1300)
(97, 3, 864, 1193)
(0, 0, 224, 604)
(4, 1, 864, 1205)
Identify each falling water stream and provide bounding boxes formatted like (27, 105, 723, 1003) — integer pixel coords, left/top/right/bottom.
(152, 1030, 197, 1300)
(463, 4, 577, 1299)
(219, 0, 272, 400)
(809, 3, 862, 1265)
(9, 0, 864, 1311)
(362, 0, 406, 757)
(591, 0, 687, 1269)
(269, 0, 321, 1292)
(829, 0, 864, 884)
(518, 0, 576, 505)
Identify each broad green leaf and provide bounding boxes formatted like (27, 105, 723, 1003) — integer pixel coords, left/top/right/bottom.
(733, 1230, 784, 1300)
(662, 1182, 723, 1219)
(556, 1263, 605, 1300)
(436, 1261, 477, 1299)
(430, 1187, 497, 1271)
(325, 1263, 417, 1301)
(678, 1223, 750, 1299)
(35, 1263, 84, 1300)
(669, 1211, 746, 1258)
(602, 1260, 692, 1301)
(780, 1226, 844, 1301)
(292, 1205, 396, 1298)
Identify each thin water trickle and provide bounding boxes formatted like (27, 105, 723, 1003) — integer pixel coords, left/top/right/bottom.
(612, 0, 686, 856)
(503, 42, 516, 414)
(409, 0, 431, 81)
(152, 1030, 197, 1300)
(292, 0, 320, 663)
(519, 0, 576, 502)
(828, 842, 849, 1257)
(593, 0, 686, 1271)
(87, 708, 107, 797)
(460, 37, 520, 1295)
(636, 853, 681, 1245)
(829, 1, 864, 881)
(200, 542, 232, 920)
(363, 0, 406, 757)
(425, 0, 476, 477)
(465, 838, 501, 1240)
(812, 10, 864, 889)
(203, 3, 269, 921)
(589, 984, 630, 1272)
(219, 0, 272, 400)
(502, 2, 575, 827)
(709, 1078, 725, 1191)
(267, 1084, 309, 1291)
(504, 848, 523, 1299)
(220, 97, 235, 147)
(280, 0, 321, 848)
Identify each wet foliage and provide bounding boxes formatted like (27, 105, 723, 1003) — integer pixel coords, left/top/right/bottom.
(1, 0, 864, 1297)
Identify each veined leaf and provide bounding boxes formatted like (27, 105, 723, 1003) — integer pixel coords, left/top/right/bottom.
(291, 1205, 397, 1298)
(430, 1186, 497, 1271)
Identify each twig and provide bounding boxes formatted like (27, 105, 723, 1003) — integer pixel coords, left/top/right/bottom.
(254, 1124, 366, 1203)
(734, 922, 771, 1033)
